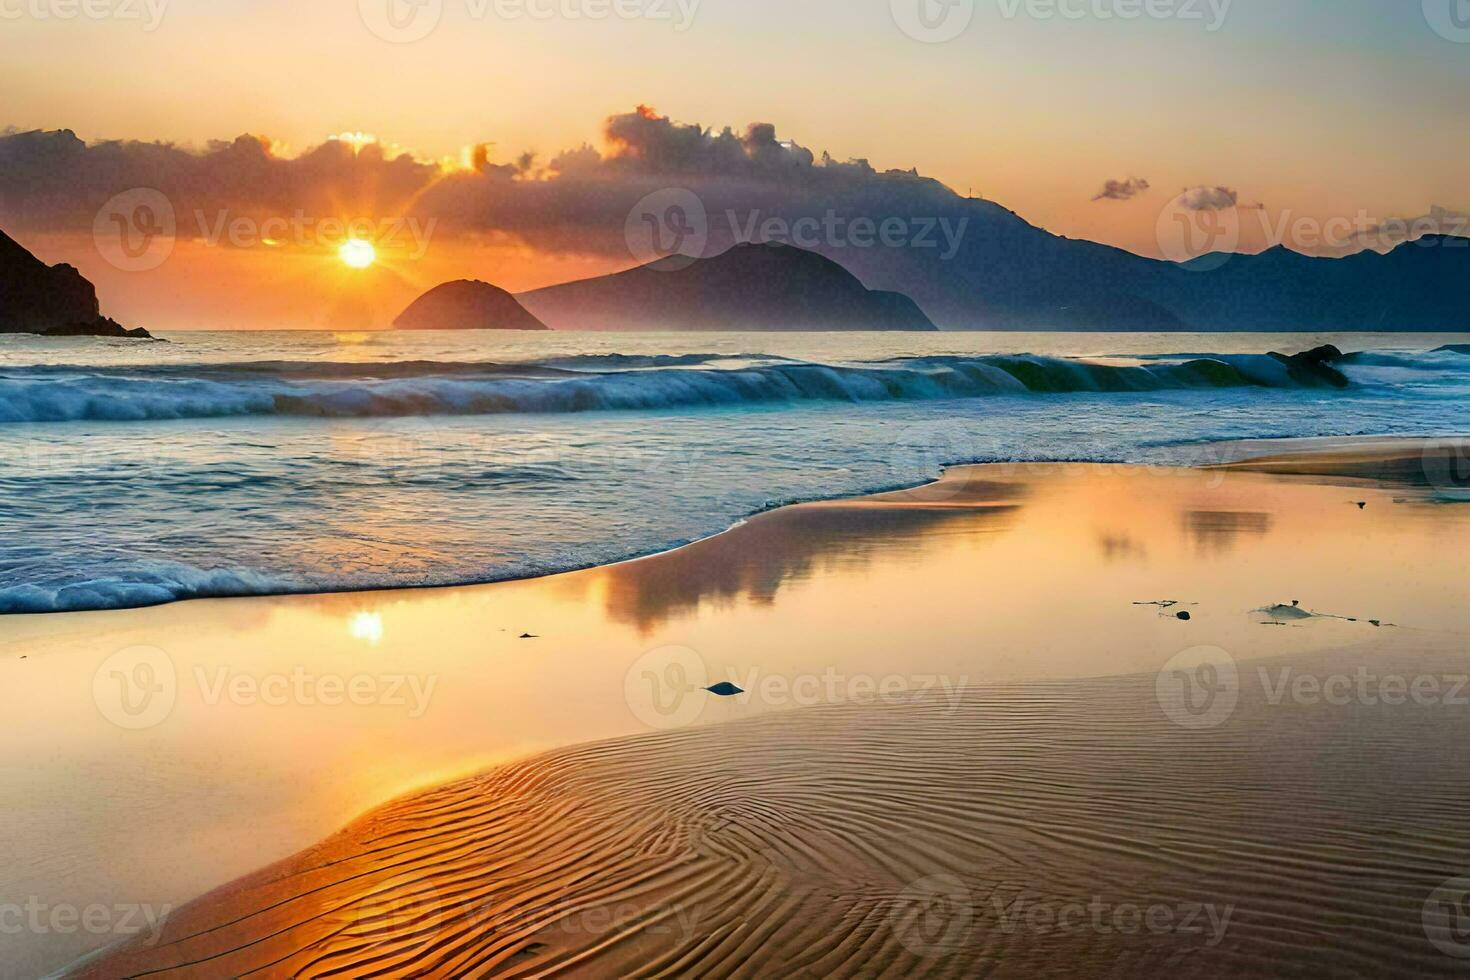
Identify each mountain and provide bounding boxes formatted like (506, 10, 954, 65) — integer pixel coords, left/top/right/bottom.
(394, 280, 549, 331)
(650, 176, 1470, 331)
(518, 242, 938, 332)
(0, 229, 150, 338)
(828, 208, 1470, 331)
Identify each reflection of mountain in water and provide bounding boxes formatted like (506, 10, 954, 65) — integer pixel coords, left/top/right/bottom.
(1181, 510, 1273, 555)
(574, 490, 1025, 632)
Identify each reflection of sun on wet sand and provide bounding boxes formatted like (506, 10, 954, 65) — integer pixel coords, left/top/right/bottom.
(45, 442, 1470, 977)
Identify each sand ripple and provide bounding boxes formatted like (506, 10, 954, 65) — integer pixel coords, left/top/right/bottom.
(78, 649, 1470, 978)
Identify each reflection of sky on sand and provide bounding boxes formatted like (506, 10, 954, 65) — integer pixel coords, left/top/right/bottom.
(1, 463, 1468, 974)
(1180, 509, 1274, 555)
(560, 499, 1024, 633)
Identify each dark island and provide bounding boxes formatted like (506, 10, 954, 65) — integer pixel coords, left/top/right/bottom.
(0, 228, 152, 338)
(394, 280, 549, 331)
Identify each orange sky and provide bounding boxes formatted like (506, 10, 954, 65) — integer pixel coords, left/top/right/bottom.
(3, 1, 1467, 328)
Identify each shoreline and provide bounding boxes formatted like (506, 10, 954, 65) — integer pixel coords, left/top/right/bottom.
(9, 433, 1466, 619)
(27, 438, 1469, 977)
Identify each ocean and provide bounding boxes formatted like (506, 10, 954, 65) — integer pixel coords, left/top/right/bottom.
(1, 330, 1466, 615)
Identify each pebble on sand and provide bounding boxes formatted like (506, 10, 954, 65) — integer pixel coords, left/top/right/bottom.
(705, 682, 745, 697)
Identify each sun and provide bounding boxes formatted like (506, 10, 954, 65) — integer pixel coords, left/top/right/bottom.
(339, 238, 377, 269)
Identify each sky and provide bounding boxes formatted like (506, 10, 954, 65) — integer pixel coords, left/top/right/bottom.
(1, 0, 1467, 328)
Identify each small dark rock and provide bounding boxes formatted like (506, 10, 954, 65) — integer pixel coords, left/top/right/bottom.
(705, 682, 744, 697)
(41, 317, 153, 339)
(519, 633, 538, 639)
(1176, 611, 1192, 621)
(1268, 344, 1349, 388)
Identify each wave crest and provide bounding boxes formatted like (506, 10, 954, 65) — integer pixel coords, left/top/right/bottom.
(0, 352, 1376, 424)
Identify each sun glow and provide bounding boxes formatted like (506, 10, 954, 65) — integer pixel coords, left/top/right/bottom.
(349, 611, 385, 645)
(339, 238, 377, 269)
(329, 131, 378, 154)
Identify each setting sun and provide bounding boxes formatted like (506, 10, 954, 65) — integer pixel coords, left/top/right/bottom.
(339, 238, 376, 269)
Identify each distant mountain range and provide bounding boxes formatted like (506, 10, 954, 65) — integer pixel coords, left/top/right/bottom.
(8, 200, 1470, 336)
(408, 220, 1470, 332)
(0, 229, 150, 338)
(517, 242, 937, 332)
(744, 196, 1470, 331)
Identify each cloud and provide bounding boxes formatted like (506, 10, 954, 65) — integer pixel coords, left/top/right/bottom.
(1092, 177, 1150, 201)
(1353, 204, 1469, 250)
(1176, 185, 1239, 211)
(0, 107, 964, 262)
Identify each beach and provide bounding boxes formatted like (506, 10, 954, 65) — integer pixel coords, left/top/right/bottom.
(8, 2, 1470, 974)
(4, 438, 1466, 976)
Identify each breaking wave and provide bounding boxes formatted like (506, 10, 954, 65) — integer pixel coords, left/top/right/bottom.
(0, 351, 1396, 424)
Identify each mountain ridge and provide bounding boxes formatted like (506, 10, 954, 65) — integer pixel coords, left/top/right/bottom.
(518, 242, 938, 332)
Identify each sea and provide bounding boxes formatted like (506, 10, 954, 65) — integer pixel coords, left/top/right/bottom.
(1, 330, 1466, 615)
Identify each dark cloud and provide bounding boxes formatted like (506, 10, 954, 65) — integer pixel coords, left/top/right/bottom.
(1092, 177, 1150, 201)
(1353, 204, 1469, 249)
(0, 107, 961, 260)
(0, 129, 439, 229)
(1176, 185, 1239, 211)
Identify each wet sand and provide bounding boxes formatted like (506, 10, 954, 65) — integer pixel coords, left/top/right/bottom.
(5, 442, 1469, 976)
(1216, 435, 1470, 494)
(78, 641, 1470, 978)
